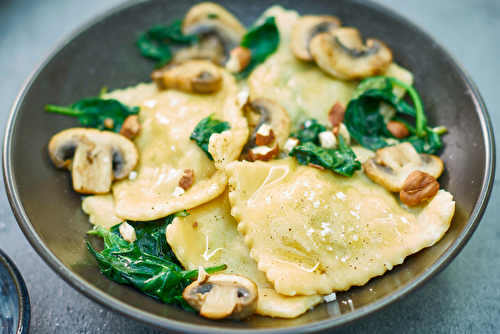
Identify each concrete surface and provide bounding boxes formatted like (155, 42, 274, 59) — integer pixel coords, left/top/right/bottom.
(0, 0, 498, 333)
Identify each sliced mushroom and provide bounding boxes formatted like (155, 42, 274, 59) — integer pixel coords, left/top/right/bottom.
(243, 98, 291, 153)
(183, 274, 258, 320)
(151, 60, 222, 94)
(182, 2, 246, 52)
(310, 27, 393, 80)
(48, 128, 139, 194)
(363, 142, 443, 192)
(291, 15, 341, 61)
(172, 33, 226, 66)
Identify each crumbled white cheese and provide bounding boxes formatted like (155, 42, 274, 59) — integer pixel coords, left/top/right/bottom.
(144, 99, 156, 108)
(283, 137, 300, 154)
(128, 171, 138, 180)
(337, 123, 351, 145)
(119, 222, 137, 243)
(336, 192, 347, 200)
(324, 292, 337, 303)
(237, 87, 250, 108)
(257, 123, 272, 137)
(319, 131, 337, 149)
(172, 186, 185, 197)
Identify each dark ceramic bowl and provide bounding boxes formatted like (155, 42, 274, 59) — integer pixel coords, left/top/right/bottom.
(3, 0, 495, 333)
(0, 249, 30, 334)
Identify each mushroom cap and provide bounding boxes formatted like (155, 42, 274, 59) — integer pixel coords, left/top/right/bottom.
(183, 274, 258, 320)
(243, 98, 291, 152)
(310, 27, 393, 80)
(363, 142, 444, 192)
(151, 59, 222, 94)
(48, 127, 138, 180)
(172, 33, 226, 66)
(291, 15, 341, 61)
(182, 2, 246, 52)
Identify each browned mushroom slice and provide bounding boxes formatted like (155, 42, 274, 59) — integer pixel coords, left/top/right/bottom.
(172, 33, 226, 66)
(291, 15, 341, 61)
(48, 128, 138, 194)
(183, 274, 258, 320)
(151, 60, 222, 94)
(310, 27, 393, 80)
(182, 2, 246, 52)
(363, 142, 443, 192)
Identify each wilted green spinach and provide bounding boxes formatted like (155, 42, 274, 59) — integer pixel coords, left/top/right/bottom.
(289, 119, 327, 146)
(236, 16, 280, 79)
(45, 93, 139, 133)
(136, 20, 197, 68)
(290, 135, 361, 177)
(344, 76, 446, 154)
(87, 212, 226, 308)
(190, 114, 231, 160)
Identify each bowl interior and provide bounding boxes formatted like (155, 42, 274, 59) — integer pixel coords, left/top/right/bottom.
(4, 0, 494, 332)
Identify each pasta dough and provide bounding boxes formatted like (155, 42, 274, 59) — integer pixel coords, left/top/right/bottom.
(82, 194, 124, 230)
(110, 71, 248, 221)
(226, 158, 454, 296)
(247, 6, 413, 130)
(166, 190, 323, 318)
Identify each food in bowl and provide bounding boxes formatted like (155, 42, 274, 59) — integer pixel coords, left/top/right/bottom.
(44, 2, 454, 320)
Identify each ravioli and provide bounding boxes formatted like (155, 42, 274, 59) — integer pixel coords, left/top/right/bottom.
(82, 194, 124, 230)
(226, 158, 454, 296)
(110, 71, 248, 221)
(166, 190, 323, 318)
(247, 6, 413, 130)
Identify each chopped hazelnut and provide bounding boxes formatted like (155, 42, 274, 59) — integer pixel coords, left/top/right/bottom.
(225, 46, 252, 73)
(255, 124, 275, 146)
(329, 102, 345, 134)
(249, 144, 279, 162)
(119, 115, 141, 139)
(308, 163, 325, 170)
(104, 118, 115, 130)
(179, 169, 195, 190)
(119, 222, 137, 243)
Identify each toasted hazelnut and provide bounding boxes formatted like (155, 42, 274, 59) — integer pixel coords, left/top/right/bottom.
(387, 121, 409, 139)
(329, 102, 345, 134)
(119, 115, 141, 139)
(179, 169, 195, 190)
(249, 144, 279, 162)
(400, 171, 439, 206)
(308, 163, 325, 170)
(104, 118, 115, 130)
(225, 46, 252, 73)
(255, 124, 275, 146)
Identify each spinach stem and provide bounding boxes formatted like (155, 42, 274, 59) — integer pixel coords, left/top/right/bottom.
(45, 104, 81, 116)
(184, 264, 228, 279)
(387, 78, 426, 137)
(431, 125, 448, 135)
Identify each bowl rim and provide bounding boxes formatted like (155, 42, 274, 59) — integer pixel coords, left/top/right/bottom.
(0, 248, 31, 334)
(2, 0, 496, 333)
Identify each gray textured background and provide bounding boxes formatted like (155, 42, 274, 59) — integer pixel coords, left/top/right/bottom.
(0, 0, 498, 333)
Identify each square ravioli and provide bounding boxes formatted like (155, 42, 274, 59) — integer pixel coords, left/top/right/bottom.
(226, 158, 454, 296)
